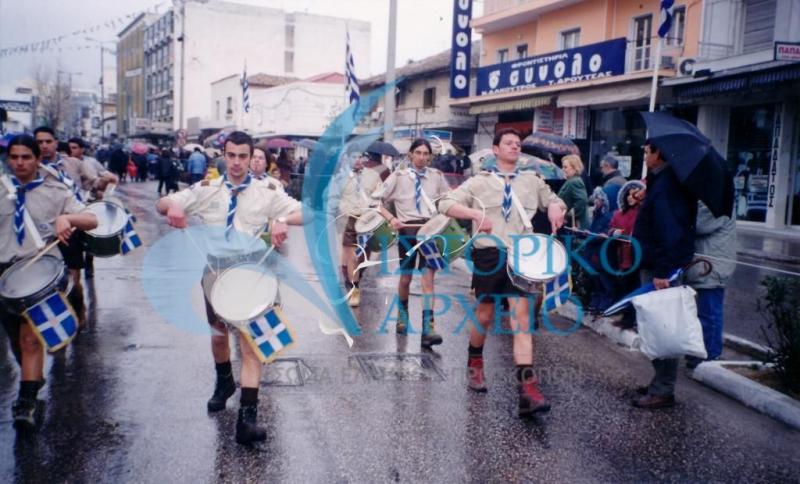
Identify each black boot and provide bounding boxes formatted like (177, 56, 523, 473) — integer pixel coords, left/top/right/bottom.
(235, 405, 267, 445)
(207, 374, 236, 412)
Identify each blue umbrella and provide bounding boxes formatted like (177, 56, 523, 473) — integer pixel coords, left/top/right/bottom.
(522, 132, 580, 156)
(640, 112, 734, 217)
(603, 268, 683, 317)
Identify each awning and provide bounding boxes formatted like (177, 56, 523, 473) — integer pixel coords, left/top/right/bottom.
(468, 95, 552, 115)
(672, 63, 800, 99)
(556, 82, 651, 108)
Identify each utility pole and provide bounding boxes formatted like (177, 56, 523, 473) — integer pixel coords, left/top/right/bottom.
(86, 37, 116, 141)
(178, 0, 187, 131)
(383, 0, 397, 142)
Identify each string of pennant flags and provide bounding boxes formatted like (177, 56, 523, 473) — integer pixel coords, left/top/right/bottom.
(0, 2, 166, 60)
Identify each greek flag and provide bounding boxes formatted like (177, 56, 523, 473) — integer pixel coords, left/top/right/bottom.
(241, 63, 250, 113)
(244, 308, 294, 364)
(345, 29, 360, 109)
(25, 292, 78, 352)
(658, 0, 675, 38)
(419, 239, 446, 271)
(541, 272, 571, 314)
(120, 217, 142, 255)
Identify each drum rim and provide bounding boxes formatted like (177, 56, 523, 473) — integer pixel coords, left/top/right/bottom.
(85, 200, 128, 236)
(354, 210, 385, 234)
(418, 214, 450, 237)
(0, 255, 65, 300)
(507, 234, 568, 283)
(209, 262, 279, 323)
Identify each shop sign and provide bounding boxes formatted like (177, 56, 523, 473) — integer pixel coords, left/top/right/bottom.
(477, 38, 626, 96)
(449, 0, 473, 98)
(768, 106, 782, 209)
(0, 99, 32, 112)
(774, 42, 800, 62)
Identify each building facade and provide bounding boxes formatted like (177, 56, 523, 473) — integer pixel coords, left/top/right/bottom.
(117, 12, 153, 138)
(459, 0, 702, 184)
(665, 0, 800, 230)
(128, 0, 370, 133)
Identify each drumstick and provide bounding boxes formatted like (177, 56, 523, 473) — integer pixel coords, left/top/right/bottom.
(563, 226, 632, 244)
(21, 230, 74, 270)
(181, 227, 217, 276)
(104, 182, 117, 198)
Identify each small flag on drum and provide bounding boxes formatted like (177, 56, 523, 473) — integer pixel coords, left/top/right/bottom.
(419, 239, 446, 271)
(120, 218, 142, 255)
(355, 232, 371, 258)
(25, 292, 78, 352)
(243, 307, 294, 364)
(542, 272, 571, 314)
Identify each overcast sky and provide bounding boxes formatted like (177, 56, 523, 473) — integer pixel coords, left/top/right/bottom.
(0, 0, 483, 92)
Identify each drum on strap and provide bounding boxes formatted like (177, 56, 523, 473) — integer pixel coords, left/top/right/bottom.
(0, 255, 70, 314)
(83, 200, 129, 257)
(208, 262, 279, 330)
(417, 214, 470, 263)
(354, 210, 397, 253)
(507, 234, 568, 294)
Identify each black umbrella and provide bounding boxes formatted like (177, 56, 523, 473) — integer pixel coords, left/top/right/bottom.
(640, 112, 734, 217)
(365, 140, 401, 157)
(521, 132, 580, 156)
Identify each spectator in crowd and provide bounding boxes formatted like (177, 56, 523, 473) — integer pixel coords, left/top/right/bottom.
(684, 201, 736, 369)
(109, 143, 128, 182)
(187, 147, 207, 184)
(600, 155, 627, 211)
(557, 154, 589, 229)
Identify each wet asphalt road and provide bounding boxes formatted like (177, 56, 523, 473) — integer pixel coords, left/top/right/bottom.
(1, 181, 799, 483)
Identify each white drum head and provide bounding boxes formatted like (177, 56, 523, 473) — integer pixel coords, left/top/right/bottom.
(85, 201, 128, 236)
(0, 255, 62, 299)
(210, 264, 278, 323)
(417, 214, 450, 238)
(512, 235, 568, 281)
(354, 210, 384, 234)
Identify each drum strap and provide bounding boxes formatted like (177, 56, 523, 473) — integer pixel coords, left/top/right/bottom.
(489, 172, 532, 232)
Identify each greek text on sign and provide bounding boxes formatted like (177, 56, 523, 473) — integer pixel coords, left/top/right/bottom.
(0, 100, 33, 112)
(774, 42, 800, 62)
(449, 0, 473, 99)
(476, 38, 627, 96)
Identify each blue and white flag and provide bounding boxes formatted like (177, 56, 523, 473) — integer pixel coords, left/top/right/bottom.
(120, 217, 142, 255)
(241, 63, 250, 113)
(345, 30, 360, 110)
(243, 308, 294, 364)
(25, 292, 78, 352)
(419, 239, 446, 271)
(541, 272, 571, 314)
(658, 0, 675, 38)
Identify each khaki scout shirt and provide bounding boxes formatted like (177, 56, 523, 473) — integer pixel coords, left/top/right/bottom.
(0, 175, 86, 264)
(79, 156, 106, 192)
(165, 177, 300, 257)
(437, 170, 562, 250)
(380, 167, 451, 222)
(41, 155, 98, 197)
(338, 168, 382, 218)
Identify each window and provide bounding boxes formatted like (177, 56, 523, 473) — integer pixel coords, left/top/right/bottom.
(560, 29, 580, 49)
(516, 43, 528, 59)
(285, 24, 295, 49)
(395, 87, 405, 107)
(285, 51, 294, 73)
(226, 96, 233, 115)
(665, 6, 686, 46)
(216, 101, 220, 120)
(496, 48, 509, 63)
(423, 87, 436, 109)
(633, 15, 653, 70)
(743, 0, 776, 53)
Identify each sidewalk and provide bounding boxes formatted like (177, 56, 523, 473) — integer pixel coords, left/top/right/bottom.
(736, 225, 800, 265)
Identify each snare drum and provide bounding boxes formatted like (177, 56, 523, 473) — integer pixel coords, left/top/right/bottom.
(507, 234, 568, 294)
(83, 201, 129, 257)
(0, 255, 70, 314)
(354, 210, 398, 252)
(417, 214, 470, 262)
(208, 262, 279, 329)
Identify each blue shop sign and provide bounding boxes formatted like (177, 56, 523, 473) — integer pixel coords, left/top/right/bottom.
(476, 38, 627, 96)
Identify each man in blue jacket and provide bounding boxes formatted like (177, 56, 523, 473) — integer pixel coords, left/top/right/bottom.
(631, 139, 697, 409)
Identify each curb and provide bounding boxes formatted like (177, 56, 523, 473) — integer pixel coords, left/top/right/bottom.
(691, 361, 800, 431)
(723, 333, 774, 361)
(555, 303, 639, 350)
(737, 248, 800, 265)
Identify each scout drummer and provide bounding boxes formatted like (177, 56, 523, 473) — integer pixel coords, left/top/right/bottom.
(338, 151, 383, 307)
(0, 135, 98, 431)
(156, 131, 303, 445)
(377, 138, 451, 347)
(438, 128, 567, 416)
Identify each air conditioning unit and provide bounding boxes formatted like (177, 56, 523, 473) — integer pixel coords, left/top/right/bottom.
(661, 55, 676, 69)
(677, 57, 697, 76)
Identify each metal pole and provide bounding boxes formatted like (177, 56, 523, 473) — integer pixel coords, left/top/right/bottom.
(383, 0, 397, 142)
(100, 45, 105, 140)
(179, 1, 186, 131)
(643, 36, 664, 178)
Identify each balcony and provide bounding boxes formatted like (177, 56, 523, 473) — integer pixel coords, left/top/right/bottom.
(472, 0, 584, 33)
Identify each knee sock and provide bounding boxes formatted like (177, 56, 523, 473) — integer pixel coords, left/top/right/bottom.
(240, 387, 258, 407)
(516, 365, 535, 384)
(422, 309, 434, 332)
(215, 360, 233, 379)
(341, 266, 352, 290)
(19, 380, 40, 401)
(468, 344, 483, 358)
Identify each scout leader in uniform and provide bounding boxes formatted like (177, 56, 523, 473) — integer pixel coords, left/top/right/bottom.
(0, 135, 98, 432)
(156, 131, 303, 446)
(438, 128, 567, 417)
(377, 138, 451, 348)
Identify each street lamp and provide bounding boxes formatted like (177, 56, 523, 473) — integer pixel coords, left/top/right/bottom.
(86, 37, 117, 141)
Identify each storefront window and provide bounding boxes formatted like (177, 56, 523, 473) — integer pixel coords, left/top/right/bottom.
(587, 109, 647, 189)
(728, 104, 775, 223)
(791, 117, 800, 226)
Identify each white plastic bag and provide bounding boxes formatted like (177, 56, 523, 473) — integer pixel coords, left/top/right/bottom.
(631, 286, 708, 360)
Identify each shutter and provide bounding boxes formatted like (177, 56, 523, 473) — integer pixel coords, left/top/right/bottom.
(743, 0, 776, 54)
